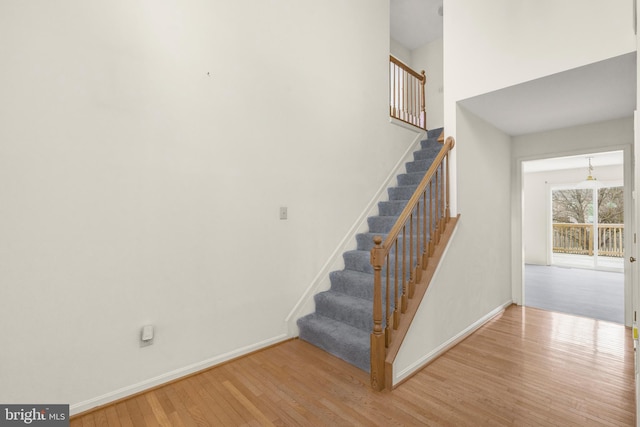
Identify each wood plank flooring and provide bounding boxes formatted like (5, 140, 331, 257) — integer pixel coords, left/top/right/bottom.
(71, 305, 635, 426)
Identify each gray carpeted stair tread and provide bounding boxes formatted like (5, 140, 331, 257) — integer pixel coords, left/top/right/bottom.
(297, 127, 444, 373)
(297, 313, 370, 372)
(388, 185, 419, 201)
(397, 171, 428, 186)
(314, 291, 373, 332)
(343, 249, 421, 277)
(378, 200, 409, 216)
(343, 250, 373, 273)
(357, 232, 391, 251)
(406, 158, 432, 173)
(357, 232, 422, 252)
(367, 215, 400, 233)
(329, 269, 376, 300)
(427, 127, 444, 139)
(420, 138, 443, 151)
(413, 148, 439, 161)
(328, 269, 405, 303)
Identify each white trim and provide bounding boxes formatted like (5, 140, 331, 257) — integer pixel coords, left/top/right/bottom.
(545, 182, 553, 266)
(389, 117, 427, 133)
(514, 142, 634, 326)
(512, 156, 525, 305)
(70, 333, 288, 416)
(393, 300, 513, 385)
(284, 127, 426, 334)
(633, 110, 639, 425)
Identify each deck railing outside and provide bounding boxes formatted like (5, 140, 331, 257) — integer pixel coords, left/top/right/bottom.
(389, 56, 426, 130)
(552, 223, 624, 258)
(369, 136, 455, 391)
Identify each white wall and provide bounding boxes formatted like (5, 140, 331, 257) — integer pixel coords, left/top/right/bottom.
(524, 165, 624, 265)
(412, 38, 444, 130)
(0, 0, 419, 412)
(513, 118, 633, 170)
(394, 106, 513, 383)
(445, 0, 635, 125)
(390, 38, 412, 66)
(444, 0, 636, 194)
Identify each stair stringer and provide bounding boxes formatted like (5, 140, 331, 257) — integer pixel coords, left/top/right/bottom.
(284, 129, 426, 336)
(382, 215, 460, 391)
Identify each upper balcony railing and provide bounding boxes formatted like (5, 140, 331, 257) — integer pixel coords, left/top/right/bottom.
(552, 223, 624, 258)
(389, 56, 426, 130)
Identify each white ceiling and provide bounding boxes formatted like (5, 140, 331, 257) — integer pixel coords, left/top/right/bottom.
(459, 52, 637, 136)
(390, 0, 443, 50)
(523, 151, 624, 174)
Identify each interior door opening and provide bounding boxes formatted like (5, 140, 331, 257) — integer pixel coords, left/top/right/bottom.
(522, 151, 627, 324)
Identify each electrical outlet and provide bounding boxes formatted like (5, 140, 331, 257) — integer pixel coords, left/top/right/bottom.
(279, 207, 288, 220)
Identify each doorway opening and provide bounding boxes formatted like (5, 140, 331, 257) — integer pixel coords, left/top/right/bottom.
(522, 151, 625, 324)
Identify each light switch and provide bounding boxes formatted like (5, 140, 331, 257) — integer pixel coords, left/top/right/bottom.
(141, 325, 154, 342)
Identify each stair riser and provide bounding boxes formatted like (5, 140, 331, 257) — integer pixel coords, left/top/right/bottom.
(314, 294, 396, 333)
(406, 159, 431, 173)
(413, 148, 440, 161)
(357, 233, 434, 252)
(348, 258, 423, 278)
(329, 271, 375, 300)
(378, 200, 444, 217)
(329, 271, 406, 303)
(367, 216, 399, 233)
(421, 137, 443, 149)
(397, 173, 426, 186)
(358, 234, 413, 251)
(388, 186, 419, 200)
(427, 128, 444, 139)
(314, 293, 373, 331)
(378, 200, 408, 216)
(389, 191, 440, 205)
(344, 250, 423, 276)
(297, 316, 370, 372)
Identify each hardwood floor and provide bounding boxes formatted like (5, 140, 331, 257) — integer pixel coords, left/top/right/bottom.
(71, 305, 635, 426)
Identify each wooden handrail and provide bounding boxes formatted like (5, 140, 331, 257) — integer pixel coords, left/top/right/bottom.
(553, 223, 624, 258)
(389, 56, 425, 80)
(389, 55, 426, 130)
(370, 136, 456, 391)
(382, 139, 453, 250)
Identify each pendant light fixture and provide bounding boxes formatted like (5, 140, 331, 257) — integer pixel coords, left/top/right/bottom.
(576, 157, 602, 189)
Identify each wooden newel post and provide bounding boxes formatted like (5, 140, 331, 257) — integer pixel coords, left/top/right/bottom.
(370, 236, 386, 391)
(420, 70, 426, 130)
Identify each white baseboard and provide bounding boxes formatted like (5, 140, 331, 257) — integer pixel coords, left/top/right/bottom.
(70, 333, 289, 416)
(393, 300, 513, 385)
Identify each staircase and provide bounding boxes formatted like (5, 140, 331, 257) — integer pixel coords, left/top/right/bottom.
(297, 128, 444, 372)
